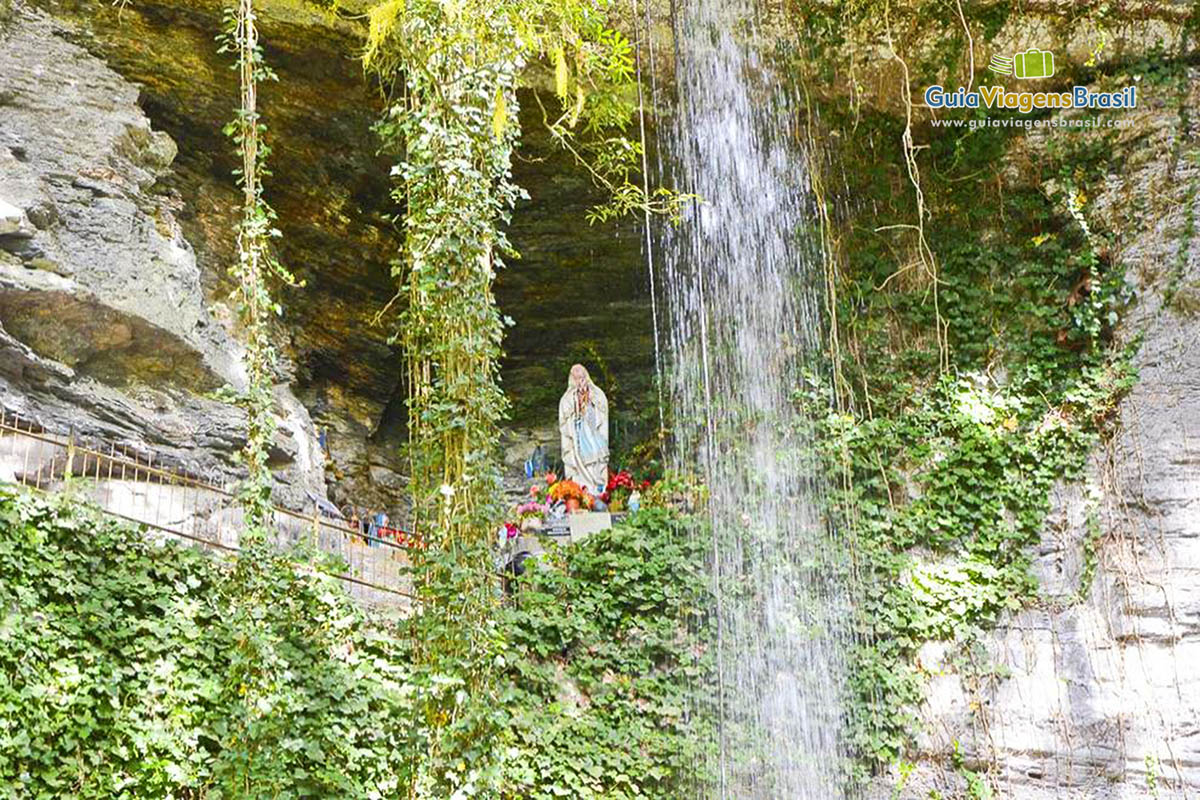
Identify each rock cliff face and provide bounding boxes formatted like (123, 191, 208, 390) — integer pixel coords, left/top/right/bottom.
(0, 5, 324, 506)
(26, 0, 412, 509)
(871, 72, 1200, 800)
(0, 0, 655, 513)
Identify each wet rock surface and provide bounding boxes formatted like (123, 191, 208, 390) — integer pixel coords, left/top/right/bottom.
(873, 72, 1200, 800)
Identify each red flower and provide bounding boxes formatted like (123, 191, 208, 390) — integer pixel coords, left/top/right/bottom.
(545, 472, 558, 485)
(607, 469, 637, 493)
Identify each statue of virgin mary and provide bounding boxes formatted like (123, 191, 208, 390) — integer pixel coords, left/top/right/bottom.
(559, 364, 608, 493)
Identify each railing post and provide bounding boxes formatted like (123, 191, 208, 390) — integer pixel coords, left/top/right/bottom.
(64, 426, 75, 483)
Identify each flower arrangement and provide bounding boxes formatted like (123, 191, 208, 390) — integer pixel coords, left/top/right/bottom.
(548, 479, 586, 503)
(516, 500, 549, 520)
(508, 497, 552, 532)
(601, 469, 653, 511)
(525, 472, 618, 514)
(545, 478, 596, 511)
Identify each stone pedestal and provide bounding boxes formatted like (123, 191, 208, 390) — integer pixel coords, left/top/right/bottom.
(567, 511, 612, 542)
(506, 511, 617, 573)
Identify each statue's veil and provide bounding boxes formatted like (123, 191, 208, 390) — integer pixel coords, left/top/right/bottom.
(567, 364, 591, 390)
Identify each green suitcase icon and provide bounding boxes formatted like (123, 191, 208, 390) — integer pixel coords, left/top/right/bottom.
(1014, 49, 1055, 79)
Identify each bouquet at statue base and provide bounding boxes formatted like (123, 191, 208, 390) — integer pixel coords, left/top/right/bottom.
(601, 470, 653, 512)
(527, 472, 557, 500)
(515, 500, 550, 531)
(547, 478, 595, 512)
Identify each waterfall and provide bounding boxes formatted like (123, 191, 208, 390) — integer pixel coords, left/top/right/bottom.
(657, 0, 856, 796)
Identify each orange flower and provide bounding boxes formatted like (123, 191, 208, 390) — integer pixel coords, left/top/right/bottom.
(548, 479, 587, 503)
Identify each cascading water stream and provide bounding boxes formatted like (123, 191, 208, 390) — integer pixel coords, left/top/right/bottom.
(657, 0, 856, 796)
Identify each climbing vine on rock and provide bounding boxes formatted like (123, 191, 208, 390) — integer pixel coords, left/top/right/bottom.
(783, 2, 1173, 785)
(355, 2, 652, 793)
(215, 8, 312, 791)
(814, 117, 1138, 779)
(216, 0, 302, 541)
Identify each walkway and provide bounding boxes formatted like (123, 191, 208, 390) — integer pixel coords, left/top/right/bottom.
(0, 409, 415, 608)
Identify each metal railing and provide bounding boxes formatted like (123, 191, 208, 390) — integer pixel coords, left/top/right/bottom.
(0, 409, 415, 608)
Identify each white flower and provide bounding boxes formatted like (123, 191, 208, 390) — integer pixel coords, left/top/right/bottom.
(439, 483, 456, 497)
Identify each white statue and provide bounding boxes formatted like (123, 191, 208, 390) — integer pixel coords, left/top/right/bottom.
(558, 364, 608, 493)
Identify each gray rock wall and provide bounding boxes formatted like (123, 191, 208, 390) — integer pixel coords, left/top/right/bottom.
(871, 72, 1200, 800)
(0, 4, 325, 508)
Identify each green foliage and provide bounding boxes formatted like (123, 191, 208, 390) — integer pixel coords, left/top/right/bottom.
(790, 33, 1145, 776)
(1071, 495, 1103, 605)
(951, 740, 993, 799)
(805, 368, 1117, 769)
(401, 543, 510, 799)
(498, 508, 714, 799)
(1146, 754, 1162, 799)
(0, 489, 413, 798)
(819, 260, 1135, 775)
(0, 490, 707, 799)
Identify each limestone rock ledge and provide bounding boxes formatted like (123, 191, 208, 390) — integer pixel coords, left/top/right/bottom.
(870, 72, 1200, 800)
(0, 4, 324, 507)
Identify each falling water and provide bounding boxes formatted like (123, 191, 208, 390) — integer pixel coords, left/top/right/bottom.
(658, 0, 855, 796)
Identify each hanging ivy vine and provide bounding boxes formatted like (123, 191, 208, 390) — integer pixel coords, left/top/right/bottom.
(216, 0, 303, 544)
(349, 1, 653, 794)
(357, 0, 657, 546)
(215, 6, 313, 792)
(365, 0, 518, 554)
